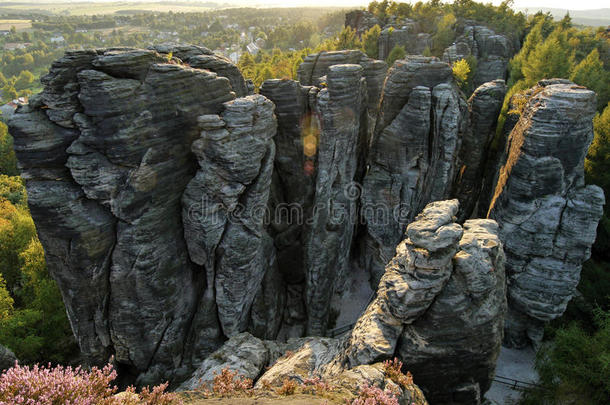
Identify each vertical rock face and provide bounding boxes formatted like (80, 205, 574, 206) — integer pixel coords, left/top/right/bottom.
(259, 79, 318, 336)
(305, 64, 368, 336)
(487, 80, 605, 347)
(378, 23, 432, 59)
(342, 200, 506, 404)
(345, 10, 382, 36)
(182, 95, 277, 339)
(453, 79, 507, 221)
(442, 25, 517, 88)
(9, 47, 274, 384)
(297, 50, 387, 114)
(360, 56, 468, 283)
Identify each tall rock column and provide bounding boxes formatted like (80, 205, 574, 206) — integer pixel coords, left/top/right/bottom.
(305, 64, 367, 335)
(360, 56, 468, 284)
(182, 95, 278, 340)
(8, 47, 266, 384)
(259, 79, 318, 336)
(453, 79, 507, 220)
(488, 80, 605, 347)
(342, 199, 506, 404)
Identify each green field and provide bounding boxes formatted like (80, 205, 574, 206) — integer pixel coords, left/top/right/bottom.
(0, 19, 32, 30)
(0, 2, 217, 16)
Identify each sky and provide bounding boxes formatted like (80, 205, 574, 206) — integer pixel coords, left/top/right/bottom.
(233, 0, 608, 10)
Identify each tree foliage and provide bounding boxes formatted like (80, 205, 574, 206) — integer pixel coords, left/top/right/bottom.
(0, 123, 18, 176)
(452, 58, 471, 91)
(521, 310, 610, 405)
(0, 174, 77, 364)
(361, 24, 381, 58)
(386, 45, 406, 66)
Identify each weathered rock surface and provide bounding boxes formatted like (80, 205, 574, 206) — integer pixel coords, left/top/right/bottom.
(487, 80, 605, 348)
(9, 46, 273, 385)
(343, 200, 506, 404)
(345, 10, 382, 36)
(182, 95, 277, 339)
(361, 56, 467, 283)
(257, 336, 429, 405)
(296, 50, 387, 115)
(442, 24, 517, 89)
(260, 79, 318, 337)
(0, 345, 17, 371)
(453, 79, 506, 221)
(180, 333, 271, 390)
(305, 64, 368, 336)
(378, 23, 432, 59)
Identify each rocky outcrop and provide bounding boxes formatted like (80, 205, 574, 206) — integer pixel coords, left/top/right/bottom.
(487, 80, 605, 348)
(360, 56, 467, 283)
(0, 345, 16, 371)
(345, 10, 382, 36)
(150, 44, 249, 97)
(182, 332, 428, 404)
(259, 79, 318, 337)
(9, 46, 273, 385)
(453, 79, 506, 221)
(182, 95, 277, 339)
(343, 200, 506, 404)
(378, 24, 432, 59)
(296, 50, 387, 116)
(304, 64, 368, 336)
(442, 24, 517, 89)
(258, 336, 429, 405)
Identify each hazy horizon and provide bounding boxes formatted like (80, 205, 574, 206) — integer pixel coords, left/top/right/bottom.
(0, 0, 608, 11)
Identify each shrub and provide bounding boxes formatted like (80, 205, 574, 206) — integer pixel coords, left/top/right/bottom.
(0, 362, 179, 404)
(200, 367, 253, 397)
(383, 358, 413, 388)
(521, 309, 610, 404)
(349, 383, 399, 405)
(386, 45, 406, 66)
(276, 377, 297, 396)
(302, 376, 333, 395)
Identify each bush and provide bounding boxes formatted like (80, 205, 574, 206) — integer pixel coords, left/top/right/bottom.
(452, 58, 471, 91)
(276, 377, 297, 396)
(382, 358, 413, 389)
(199, 367, 253, 397)
(521, 309, 610, 404)
(349, 383, 399, 405)
(386, 45, 406, 66)
(0, 361, 180, 404)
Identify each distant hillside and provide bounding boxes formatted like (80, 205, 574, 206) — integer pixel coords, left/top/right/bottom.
(517, 7, 610, 27)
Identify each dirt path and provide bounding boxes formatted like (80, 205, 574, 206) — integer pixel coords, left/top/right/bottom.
(180, 393, 342, 404)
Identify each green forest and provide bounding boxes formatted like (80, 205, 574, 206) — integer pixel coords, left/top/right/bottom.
(0, 1, 609, 403)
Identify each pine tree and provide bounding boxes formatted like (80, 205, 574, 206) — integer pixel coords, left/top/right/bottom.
(522, 29, 573, 85)
(571, 48, 610, 109)
(335, 26, 360, 51)
(386, 45, 406, 66)
(361, 25, 381, 58)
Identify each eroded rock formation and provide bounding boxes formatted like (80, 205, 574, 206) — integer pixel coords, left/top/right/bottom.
(487, 80, 605, 347)
(9, 46, 273, 385)
(9, 41, 604, 403)
(442, 24, 517, 88)
(360, 56, 468, 283)
(345, 200, 506, 404)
